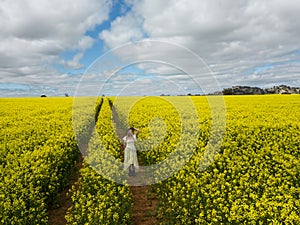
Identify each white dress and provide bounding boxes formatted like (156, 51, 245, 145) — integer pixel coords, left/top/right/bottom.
(123, 134, 139, 171)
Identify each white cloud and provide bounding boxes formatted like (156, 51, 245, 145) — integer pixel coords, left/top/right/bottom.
(0, 0, 111, 40)
(99, 13, 144, 49)
(60, 52, 84, 70)
(0, 0, 112, 96)
(60, 36, 95, 69)
(79, 41, 219, 96)
(99, 0, 300, 93)
(78, 36, 95, 51)
(2, 0, 300, 96)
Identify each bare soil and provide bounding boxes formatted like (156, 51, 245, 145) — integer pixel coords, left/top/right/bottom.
(111, 103, 159, 224)
(47, 155, 83, 225)
(130, 184, 159, 225)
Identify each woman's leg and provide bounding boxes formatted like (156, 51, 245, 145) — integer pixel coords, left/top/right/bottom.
(131, 164, 135, 176)
(129, 164, 136, 176)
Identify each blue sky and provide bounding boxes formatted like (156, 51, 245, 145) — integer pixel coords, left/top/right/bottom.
(55, 0, 129, 75)
(1, 0, 300, 96)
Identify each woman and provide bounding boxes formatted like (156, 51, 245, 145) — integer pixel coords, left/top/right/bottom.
(123, 127, 139, 176)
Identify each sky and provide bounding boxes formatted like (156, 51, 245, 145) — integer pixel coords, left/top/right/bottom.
(0, 0, 300, 96)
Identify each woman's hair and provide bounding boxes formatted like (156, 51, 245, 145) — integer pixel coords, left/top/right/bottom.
(126, 127, 134, 137)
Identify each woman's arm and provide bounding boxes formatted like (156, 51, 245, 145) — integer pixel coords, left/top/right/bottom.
(135, 128, 140, 137)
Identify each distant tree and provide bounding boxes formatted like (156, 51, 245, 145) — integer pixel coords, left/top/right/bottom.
(65, 93, 69, 97)
(222, 88, 233, 95)
(41, 94, 47, 97)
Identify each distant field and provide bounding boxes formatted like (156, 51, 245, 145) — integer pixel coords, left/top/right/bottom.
(0, 95, 299, 224)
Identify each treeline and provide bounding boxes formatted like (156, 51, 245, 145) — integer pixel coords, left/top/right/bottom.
(221, 84, 300, 95)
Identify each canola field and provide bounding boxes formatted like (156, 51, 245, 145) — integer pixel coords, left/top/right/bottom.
(0, 95, 299, 224)
(114, 95, 300, 224)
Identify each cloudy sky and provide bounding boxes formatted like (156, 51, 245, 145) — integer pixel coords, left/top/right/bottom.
(0, 0, 300, 96)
